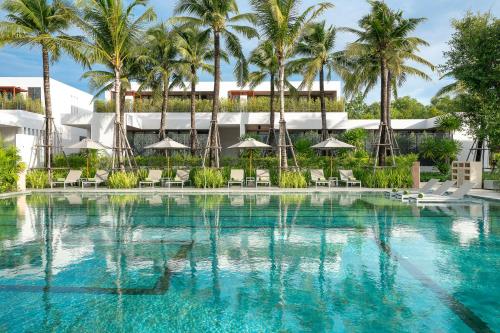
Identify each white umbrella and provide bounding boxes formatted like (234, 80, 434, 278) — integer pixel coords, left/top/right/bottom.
(145, 137, 189, 177)
(228, 138, 271, 174)
(311, 137, 355, 177)
(66, 138, 109, 177)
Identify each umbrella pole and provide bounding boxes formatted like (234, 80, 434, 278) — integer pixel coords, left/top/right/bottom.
(330, 152, 333, 178)
(250, 149, 253, 177)
(167, 150, 170, 178)
(87, 149, 90, 178)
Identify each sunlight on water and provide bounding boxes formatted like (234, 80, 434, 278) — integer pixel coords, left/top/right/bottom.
(0, 193, 498, 332)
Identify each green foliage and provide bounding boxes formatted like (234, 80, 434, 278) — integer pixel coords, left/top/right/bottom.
(26, 170, 49, 189)
(94, 97, 345, 113)
(279, 171, 307, 188)
(356, 168, 413, 188)
(436, 113, 462, 132)
(193, 168, 225, 188)
(420, 171, 449, 182)
(419, 136, 461, 174)
(0, 143, 23, 192)
(0, 93, 44, 114)
(441, 12, 500, 150)
(108, 172, 138, 189)
(340, 129, 367, 150)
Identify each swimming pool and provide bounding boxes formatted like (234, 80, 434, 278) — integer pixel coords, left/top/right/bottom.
(0, 193, 498, 332)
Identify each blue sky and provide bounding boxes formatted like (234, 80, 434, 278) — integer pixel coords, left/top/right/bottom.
(0, 0, 498, 104)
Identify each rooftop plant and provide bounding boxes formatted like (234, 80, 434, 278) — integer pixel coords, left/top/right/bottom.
(0, 94, 44, 114)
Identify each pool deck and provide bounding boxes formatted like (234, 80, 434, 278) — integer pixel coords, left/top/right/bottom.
(1, 187, 499, 201)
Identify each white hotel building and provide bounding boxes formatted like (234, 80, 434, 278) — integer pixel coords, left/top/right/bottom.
(0, 77, 480, 168)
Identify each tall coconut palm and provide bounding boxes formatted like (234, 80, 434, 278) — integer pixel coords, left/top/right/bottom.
(250, 0, 332, 170)
(138, 23, 182, 141)
(176, 27, 214, 156)
(75, 0, 155, 170)
(292, 21, 345, 140)
(0, 0, 85, 170)
(343, 1, 433, 166)
(248, 40, 278, 147)
(173, 0, 258, 167)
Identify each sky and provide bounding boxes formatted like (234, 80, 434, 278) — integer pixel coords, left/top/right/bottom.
(0, 0, 498, 104)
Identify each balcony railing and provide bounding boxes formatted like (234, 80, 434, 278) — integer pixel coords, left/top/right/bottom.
(0, 94, 44, 114)
(94, 97, 344, 113)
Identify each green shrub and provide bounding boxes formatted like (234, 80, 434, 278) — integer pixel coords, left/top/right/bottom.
(419, 136, 461, 174)
(355, 167, 413, 188)
(420, 171, 449, 182)
(108, 172, 138, 189)
(0, 143, 23, 193)
(193, 168, 225, 188)
(280, 171, 307, 188)
(26, 170, 49, 189)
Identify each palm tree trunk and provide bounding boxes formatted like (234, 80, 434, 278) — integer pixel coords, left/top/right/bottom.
(114, 68, 124, 170)
(190, 66, 197, 156)
(378, 58, 389, 166)
(159, 73, 170, 140)
(42, 47, 53, 171)
(278, 54, 288, 170)
(268, 72, 275, 147)
(319, 64, 327, 140)
(208, 30, 221, 167)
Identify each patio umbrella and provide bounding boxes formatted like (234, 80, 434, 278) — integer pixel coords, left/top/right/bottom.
(144, 137, 189, 177)
(66, 138, 109, 177)
(228, 138, 271, 175)
(311, 137, 355, 177)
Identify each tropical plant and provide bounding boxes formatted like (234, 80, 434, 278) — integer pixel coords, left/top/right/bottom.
(251, 0, 332, 170)
(279, 171, 307, 188)
(138, 22, 183, 140)
(439, 12, 500, 157)
(75, 0, 156, 170)
(343, 1, 433, 166)
(293, 21, 343, 140)
(0, 0, 85, 169)
(193, 168, 225, 188)
(108, 171, 138, 188)
(340, 128, 367, 150)
(248, 40, 278, 146)
(176, 26, 214, 155)
(174, 0, 258, 167)
(26, 169, 48, 189)
(419, 136, 461, 174)
(0, 142, 23, 192)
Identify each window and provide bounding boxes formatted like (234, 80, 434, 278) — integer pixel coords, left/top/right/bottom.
(28, 87, 41, 101)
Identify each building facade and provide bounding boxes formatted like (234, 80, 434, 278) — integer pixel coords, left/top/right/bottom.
(0, 77, 93, 167)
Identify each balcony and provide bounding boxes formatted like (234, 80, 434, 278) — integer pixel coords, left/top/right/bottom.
(94, 97, 345, 113)
(0, 94, 44, 114)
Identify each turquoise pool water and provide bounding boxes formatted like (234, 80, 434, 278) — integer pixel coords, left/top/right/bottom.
(0, 193, 498, 332)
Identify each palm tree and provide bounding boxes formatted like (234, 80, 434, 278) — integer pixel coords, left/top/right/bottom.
(250, 0, 332, 170)
(138, 23, 182, 141)
(0, 0, 85, 171)
(293, 21, 343, 140)
(248, 40, 278, 147)
(176, 27, 214, 156)
(75, 0, 155, 170)
(173, 0, 258, 167)
(343, 1, 433, 166)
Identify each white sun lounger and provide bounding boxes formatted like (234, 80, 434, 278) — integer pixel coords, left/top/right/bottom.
(310, 169, 330, 188)
(413, 181, 475, 203)
(227, 169, 244, 188)
(255, 169, 271, 187)
(51, 170, 82, 188)
(339, 170, 361, 187)
(139, 169, 162, 188)
(401, 180, 456, 200)
(81, 169, 109, 188)
(165, 169, 190, 188)
(386, 178, 438, 198)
